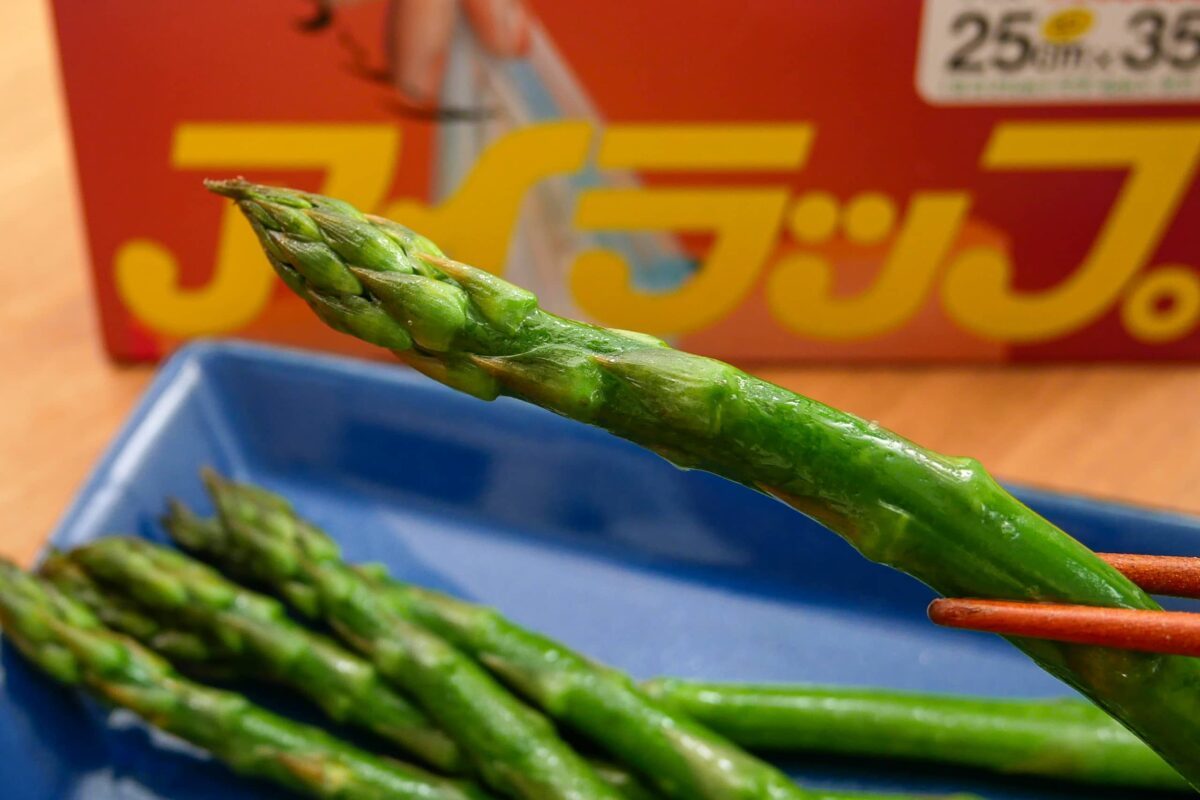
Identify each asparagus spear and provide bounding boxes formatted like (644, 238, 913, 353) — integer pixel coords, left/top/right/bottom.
(182, 473, 975, 800)
(209, 178, 1200, 787)
(642, 679, 1188, 791)
(177, 474, 627, 800)
(0, 559, 492, 800)
(44, 538, 663, 800)
(40, 536, 469, 775)
(38, 548, 228, 672)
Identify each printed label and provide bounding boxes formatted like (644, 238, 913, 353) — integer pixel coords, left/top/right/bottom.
(917, 0, 1200, 104)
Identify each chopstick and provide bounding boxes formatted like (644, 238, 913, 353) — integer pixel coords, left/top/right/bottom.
(929, 599, 1200, 657)
(930, 552, 1200, 656)
(1097, 553, 1200, 599)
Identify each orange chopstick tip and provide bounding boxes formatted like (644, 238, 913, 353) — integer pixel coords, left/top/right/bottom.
(929, 597, 1200, 659)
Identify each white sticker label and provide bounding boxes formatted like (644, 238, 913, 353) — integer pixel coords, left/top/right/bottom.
(917, 0, 1200, 104)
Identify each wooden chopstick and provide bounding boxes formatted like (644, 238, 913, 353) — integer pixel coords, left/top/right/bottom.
(1097, 553, 1200, 599)
(928, 553, 1200, 656)
(929, 598, 1200, 658)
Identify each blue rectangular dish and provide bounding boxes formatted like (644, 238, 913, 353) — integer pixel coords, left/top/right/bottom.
(3, 340, 1198, 800)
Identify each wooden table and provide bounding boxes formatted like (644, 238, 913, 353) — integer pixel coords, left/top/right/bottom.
(2, 0, 1198, 567)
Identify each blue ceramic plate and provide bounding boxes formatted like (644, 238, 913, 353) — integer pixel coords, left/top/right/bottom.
(3, 341, 1197, 799)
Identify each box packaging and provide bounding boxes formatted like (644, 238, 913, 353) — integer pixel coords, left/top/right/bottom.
(52, 0, 1200, 361)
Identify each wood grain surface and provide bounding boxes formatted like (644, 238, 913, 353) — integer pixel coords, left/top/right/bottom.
(1, 0, 1197, 567)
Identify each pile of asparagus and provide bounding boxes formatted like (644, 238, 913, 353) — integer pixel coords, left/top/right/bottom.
(201, 178, 1200, 790)
(2, 179, 1194, 798)
(0, 472, 1189, 800)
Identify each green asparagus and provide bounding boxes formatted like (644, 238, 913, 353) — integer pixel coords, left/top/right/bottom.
(44, 536, 663, 800)
(179, 472, 628, 800)
(42, 533, 468, 775)
(38, 548, 229, 673)
(367, 571, 1191, 795)
(60, 506, 1166, 796)
(182, 472, 974, 800)
(642, 679, 1188, 791)
(0, 559, 492, 800)
(209, 482, 848, 800)
(210, 177, 1200, 788)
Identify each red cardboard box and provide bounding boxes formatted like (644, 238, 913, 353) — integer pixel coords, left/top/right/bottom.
(52, 0, 1200, 361)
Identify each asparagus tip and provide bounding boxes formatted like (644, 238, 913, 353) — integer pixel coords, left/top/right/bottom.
(203, 177, 253, 199)
(199, 466, 227, 493)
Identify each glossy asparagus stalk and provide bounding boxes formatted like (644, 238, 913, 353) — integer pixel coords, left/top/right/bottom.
(642, 679, 1188, 791)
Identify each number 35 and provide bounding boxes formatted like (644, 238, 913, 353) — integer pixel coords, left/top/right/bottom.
(1124, 9, 1200, 71)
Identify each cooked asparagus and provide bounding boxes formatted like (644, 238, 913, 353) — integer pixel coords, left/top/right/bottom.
(179, 472, 976, 800)
(209, 177, 1200, 788)
(43, 539, 662, 800)
(642, 679, 1188, 791)
(38, 548, 225, 671)
(362, 561, 876, 800)
(41, 536, 468, 775)
(0, 559, 492, 800)
(178, 473, 628, 800)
